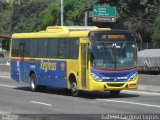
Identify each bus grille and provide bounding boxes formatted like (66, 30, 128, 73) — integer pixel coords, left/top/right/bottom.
(107, 83, 124, 87)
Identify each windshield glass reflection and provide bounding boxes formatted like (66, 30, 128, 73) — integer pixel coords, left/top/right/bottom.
(90, 42, 137, 70)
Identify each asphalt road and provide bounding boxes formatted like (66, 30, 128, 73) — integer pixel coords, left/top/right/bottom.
(0, 67, 160, 120)
(0, 60, 160, 120)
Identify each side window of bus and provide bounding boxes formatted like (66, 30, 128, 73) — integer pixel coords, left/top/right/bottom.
(19, 40, 29, 57)
(69, 38, 79, 59)
(28, 39, 38, 57)
(24, 40, 29, 57)
(12, 39, 19, 57)
(58, 39, 67, 59)
(38, 39, 48, 58)
(48, 39, 58, 58)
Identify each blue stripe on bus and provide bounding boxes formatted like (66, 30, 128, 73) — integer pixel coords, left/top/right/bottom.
(91, 67, 138, 82)
(11, 60, 67, 88)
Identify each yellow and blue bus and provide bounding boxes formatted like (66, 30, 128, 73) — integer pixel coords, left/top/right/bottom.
(10, 26, 138, 97)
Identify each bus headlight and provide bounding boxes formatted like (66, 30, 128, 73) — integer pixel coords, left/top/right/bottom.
(128, 73, 138, 81)
(90, 73, 103, 82)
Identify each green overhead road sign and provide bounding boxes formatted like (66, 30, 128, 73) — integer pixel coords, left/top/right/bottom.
(93, 6, 116, 17)
(92, 6, 116, 22)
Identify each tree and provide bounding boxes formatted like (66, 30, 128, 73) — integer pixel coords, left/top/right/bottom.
(0, 0, 160, 45)
(64, 0, 96, 25)
(11, 0, 48, 32)
(96, 0, 160, 43)
(152, 16, 160, 46)
(41, 1, 60, 28)
(41, 0, 96, 26)
(8, 0, 22, 6)
(0, 2, 12, 33)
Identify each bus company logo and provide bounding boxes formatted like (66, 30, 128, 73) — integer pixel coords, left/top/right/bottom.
(40, 60, 57, 72)
(61, 62, 65, 71)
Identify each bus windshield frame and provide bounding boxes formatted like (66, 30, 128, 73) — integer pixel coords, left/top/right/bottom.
(89, 30, 137, 70)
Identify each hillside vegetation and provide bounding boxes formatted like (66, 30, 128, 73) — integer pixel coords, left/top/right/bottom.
(0, 0, 160, 45)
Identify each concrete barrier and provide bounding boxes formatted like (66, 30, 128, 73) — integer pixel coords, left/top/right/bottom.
(138, 85, 160, 93)
(138, 74, 160, 93)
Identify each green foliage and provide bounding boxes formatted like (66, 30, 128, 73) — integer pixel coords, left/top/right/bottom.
(152, 16, 160, 46)
(0, 2, 11, 33)
(0, 0, 160, 45)
(41, 0, 96, 26)
(11, 0, 48, 33)
(64, 0, 96, 25)
(41, 1, 60, 28)
(100, 0, 160, 43)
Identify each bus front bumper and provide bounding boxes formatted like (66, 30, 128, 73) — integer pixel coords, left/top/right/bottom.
(89, 78, 138, 91)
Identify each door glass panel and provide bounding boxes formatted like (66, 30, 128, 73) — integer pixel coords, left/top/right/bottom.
(81, 44, 87, 88)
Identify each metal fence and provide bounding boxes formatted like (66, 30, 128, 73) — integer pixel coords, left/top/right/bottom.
(137, 43, 160, 51)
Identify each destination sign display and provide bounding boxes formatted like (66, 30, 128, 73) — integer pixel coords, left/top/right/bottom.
(89, 31, 135, 42)
(101, 34, 125, 39)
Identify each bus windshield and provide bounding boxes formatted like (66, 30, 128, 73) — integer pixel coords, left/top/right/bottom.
(90, 42, 137, 70)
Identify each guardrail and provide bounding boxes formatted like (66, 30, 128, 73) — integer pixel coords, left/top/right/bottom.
(137, 43, 160, 51)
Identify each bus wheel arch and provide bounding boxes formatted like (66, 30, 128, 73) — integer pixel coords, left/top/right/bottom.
(69, 73, 78, 97)
(29, 70, 38, 92)
(29, 70, 35, 77)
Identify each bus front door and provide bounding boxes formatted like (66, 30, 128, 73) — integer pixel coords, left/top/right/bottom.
(81, 44, 88, 89)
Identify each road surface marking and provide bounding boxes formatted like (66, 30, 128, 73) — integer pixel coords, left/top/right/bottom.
(123, 90, 160, 96)
(30, 101, 53, 107)
(0, 75, 10, 79)
(97, 99, 160, 108)
(0, 64, 10, 66)
(0, 84, 16, 88)
(0, 64, 7, 66)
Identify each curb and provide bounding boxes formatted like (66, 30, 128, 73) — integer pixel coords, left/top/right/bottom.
(138, 85, 160, 93)
(0, 72, 10, 76)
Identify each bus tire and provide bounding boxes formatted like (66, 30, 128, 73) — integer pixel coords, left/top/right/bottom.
(30, 74, 38, 92)
(70, 80, 78, 97)
(109, 90, 120, 97)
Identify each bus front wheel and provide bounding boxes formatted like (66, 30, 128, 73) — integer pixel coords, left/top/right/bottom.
(109, 90, 120, 97)
(30, 74, 38, 92)
(70, 81, 78, 97)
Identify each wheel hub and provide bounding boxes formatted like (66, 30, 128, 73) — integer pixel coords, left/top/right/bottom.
(72, 83, 77, 92)
(31, 80, 35, 89)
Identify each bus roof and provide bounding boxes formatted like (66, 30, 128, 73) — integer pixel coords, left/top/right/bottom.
(46, 26, 97, 31)
(12, 26, 111, 39)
